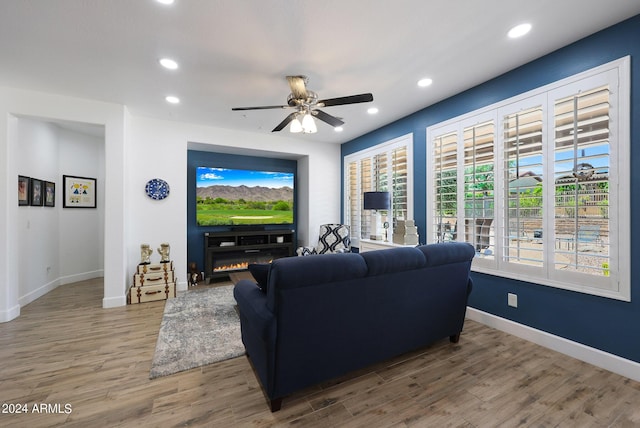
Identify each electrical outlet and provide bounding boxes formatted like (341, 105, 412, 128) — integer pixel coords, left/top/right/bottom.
(508, 293, 518, 308)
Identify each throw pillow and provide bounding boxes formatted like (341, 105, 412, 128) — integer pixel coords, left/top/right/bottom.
(248, 263, 270, 293)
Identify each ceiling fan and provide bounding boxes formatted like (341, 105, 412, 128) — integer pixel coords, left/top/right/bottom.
(232, 75, 374, 133)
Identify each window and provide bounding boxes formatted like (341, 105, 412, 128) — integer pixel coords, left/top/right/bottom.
(427, 57, 630, 301)
(344, 134, 413, 246)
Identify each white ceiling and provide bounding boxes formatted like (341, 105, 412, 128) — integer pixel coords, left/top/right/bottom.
(1, 1, 639, 145)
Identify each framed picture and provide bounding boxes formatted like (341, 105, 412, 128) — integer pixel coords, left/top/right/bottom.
(44, 181, 56, 207)
(63, 175, 97, 208)
(30, 178, 43, 206)
(18, 175, 30, 206)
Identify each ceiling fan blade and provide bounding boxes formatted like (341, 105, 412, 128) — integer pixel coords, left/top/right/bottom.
(317, 93, 374, 107)
(272, 112, 298, 132)
(286, 75, 308, 99)
(312, 109, 345, 127)
(232, 105, 290, 111)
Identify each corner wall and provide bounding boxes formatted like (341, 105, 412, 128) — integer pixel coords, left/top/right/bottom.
(341, 15, 640, 364)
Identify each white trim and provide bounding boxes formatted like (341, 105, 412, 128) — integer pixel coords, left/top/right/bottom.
(467, 307, 640, 383)
(102, 295, 126, 308)
(0, 304, 20, 323)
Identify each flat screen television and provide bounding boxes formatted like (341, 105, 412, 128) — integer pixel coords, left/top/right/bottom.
(196, 167, 294, 226)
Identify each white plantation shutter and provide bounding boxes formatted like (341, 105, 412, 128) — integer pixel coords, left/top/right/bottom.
(344, 134, 413, 246)
(426, 58, 629, 300)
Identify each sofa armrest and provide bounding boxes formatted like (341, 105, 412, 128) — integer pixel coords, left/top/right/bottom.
(233, 279, 275, 341)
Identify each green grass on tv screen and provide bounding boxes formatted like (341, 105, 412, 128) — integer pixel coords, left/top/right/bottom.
(196, 204, 293, 226)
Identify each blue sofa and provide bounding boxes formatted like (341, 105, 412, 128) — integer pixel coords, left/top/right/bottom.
(233, 242, 475, 411)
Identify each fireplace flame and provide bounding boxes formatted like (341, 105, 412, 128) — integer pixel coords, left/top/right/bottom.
(213, 259, 274, 273)
(213, 262, 249, 272)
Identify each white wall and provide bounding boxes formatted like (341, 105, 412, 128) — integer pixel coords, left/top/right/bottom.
(127, 116, 341, 291)
(0, 86, 127, 321)
(1, 86, 341, 321)
(15, 118, 60, 303)
(57, 126, 105, 283)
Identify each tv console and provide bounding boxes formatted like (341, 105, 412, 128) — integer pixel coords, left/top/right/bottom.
(204, 229, 295, 282)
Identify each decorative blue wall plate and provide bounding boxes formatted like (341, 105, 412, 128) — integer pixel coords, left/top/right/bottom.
(145, 178, 170, 200)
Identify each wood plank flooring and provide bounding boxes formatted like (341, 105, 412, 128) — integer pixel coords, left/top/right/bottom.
(1, 278, 639, 427)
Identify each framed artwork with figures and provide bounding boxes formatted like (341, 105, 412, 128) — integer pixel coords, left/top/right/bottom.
(44, 181, 56, 207)
(63, 175, 96, 208)
(18, 175, 30, 206)
(30, 178, 43, 206)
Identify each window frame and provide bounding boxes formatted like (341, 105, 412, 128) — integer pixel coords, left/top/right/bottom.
(344, 133, 414, 248)
(426, 57, 630, 301)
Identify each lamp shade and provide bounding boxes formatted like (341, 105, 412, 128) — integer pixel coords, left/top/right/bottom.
(363, 191, 390, 210)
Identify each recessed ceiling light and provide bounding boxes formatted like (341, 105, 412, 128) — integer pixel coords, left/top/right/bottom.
(156, 0, 175, 5)
(159, 58, 178, 70)
(418, 78, 433, 88)
(508, 23, 532, 39)
(334, 126, 344, 132)
(367, 107, 379, 115)
(165, 96, 180, 104)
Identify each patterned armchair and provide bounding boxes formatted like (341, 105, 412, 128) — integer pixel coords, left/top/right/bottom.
(296, 224, 351, 256)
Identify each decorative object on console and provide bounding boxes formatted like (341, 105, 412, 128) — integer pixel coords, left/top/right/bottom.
(403, 219, 419, 245)
(189, 261, 201, 287)
(296, 224, 351, 256)
(157, 242, 171, 263)
(393, 220, 405, 244)
(140, 243, 153, 265)
(145, 178, 170, 200)
(363, 191, 390, 240)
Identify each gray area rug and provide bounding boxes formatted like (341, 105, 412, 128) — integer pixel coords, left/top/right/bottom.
(149, 285, 245, 379)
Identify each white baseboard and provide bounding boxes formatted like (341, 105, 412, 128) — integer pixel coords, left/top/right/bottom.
(466, 307, 640, 383)
(103, 295, 127, 308)
(0, 304, 21, 322)
(19, 279, 61, 307)
(60, 269, 104, 285)
(17, 270, 105, 310)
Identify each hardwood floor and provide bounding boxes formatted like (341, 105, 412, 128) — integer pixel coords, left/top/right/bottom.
(1, 279, 639, 427)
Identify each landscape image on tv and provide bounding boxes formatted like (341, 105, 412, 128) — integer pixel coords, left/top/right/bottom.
(196, 167, 294, 226)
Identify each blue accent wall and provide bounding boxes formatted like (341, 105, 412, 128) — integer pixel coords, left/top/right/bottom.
(341, 15, 640, 363)
(187, 150, 297, 271)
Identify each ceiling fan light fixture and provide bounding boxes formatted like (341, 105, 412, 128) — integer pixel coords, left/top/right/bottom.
(290, 117, 303, 133)
(334, 126, 344, 132)
(302, 113, 317, 133)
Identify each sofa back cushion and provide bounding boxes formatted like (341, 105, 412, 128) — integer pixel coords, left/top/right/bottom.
(266, 253, 368, 311)
(360, 247, 426, 276)
(417, 242, 475, 266)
